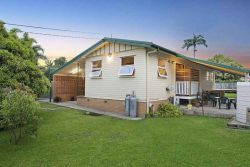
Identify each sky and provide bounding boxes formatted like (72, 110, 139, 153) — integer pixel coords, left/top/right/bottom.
(1, 0, 250, 68)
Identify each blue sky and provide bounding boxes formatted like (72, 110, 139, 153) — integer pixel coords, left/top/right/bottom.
(1, 0, 250, 67)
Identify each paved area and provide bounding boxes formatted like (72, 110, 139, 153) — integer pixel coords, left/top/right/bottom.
(227, 118, 250, 129)
(180, 105, 236, 118)
(38, 99, 142, 120)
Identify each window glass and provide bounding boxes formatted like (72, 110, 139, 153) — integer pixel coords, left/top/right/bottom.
(90, 60, 102, 78)
(118, 66, 135, 76)
(157, 58, 168, 78)
(158, 58, 165, 67)
(92, 60, 102, 69)
(122, 56, 134, 66)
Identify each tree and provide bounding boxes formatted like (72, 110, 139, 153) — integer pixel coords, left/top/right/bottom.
(182, 34, 208, 58)
(0, 88, 40, 144)
(21, 32, 47, 62)
(208, 54, 244, 82)
(33, 44, 47, 61)
(54, 56, 67, 67)
(0, 21, 50, 99)
(44, 59, 54, 78)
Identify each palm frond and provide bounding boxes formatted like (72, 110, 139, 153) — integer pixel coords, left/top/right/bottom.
(33, 45, 44, 53)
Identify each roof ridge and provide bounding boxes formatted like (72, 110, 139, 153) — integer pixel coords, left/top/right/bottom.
(103, 37, 154, 45)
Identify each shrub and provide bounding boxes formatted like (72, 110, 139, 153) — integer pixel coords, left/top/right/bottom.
(0, 89, 40, 144)
(156, 103, 182, 118)
(53, 96, 62, 103)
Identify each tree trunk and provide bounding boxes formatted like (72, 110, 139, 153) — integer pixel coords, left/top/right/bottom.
(19, 126, 22, 140)
(193, 45, 196, 58)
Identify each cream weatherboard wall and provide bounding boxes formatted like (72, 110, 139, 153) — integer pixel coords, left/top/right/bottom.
(84, 47, 147, 101)
(84, 46, 215, 103)
(147, 53, 176, 102)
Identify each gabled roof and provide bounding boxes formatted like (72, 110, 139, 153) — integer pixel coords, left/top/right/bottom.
(52, 37, 250, 75)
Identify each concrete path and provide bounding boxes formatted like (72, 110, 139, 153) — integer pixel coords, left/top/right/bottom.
(180, 105, 236, 118)
(38, 99, 142, 121)
(227, 118, 250, 129)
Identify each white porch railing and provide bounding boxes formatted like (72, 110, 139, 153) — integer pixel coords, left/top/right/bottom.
(176, 81, 199, 95)
(214, 82, 237, 90)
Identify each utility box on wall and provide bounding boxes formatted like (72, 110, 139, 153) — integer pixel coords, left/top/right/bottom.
(236, 82, 250, 124)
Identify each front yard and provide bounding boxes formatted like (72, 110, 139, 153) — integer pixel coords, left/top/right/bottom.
(0, 102, 249, 167)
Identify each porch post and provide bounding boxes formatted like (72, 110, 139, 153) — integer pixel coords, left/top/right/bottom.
(245, 73, 250, 82)
(76, 62, 80, 96)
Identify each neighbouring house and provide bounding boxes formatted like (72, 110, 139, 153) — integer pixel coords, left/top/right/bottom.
(52, 37, 250, 117)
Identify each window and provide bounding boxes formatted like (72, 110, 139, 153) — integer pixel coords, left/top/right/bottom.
(157, 58, 168, 78)
(122, 56, 134, 65)
(118, 56, 135, 76)
(90, 60, 102, 78)
(206, 71, 214, 81)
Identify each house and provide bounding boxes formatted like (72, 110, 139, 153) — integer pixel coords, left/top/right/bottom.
(52, 37, 250, 117)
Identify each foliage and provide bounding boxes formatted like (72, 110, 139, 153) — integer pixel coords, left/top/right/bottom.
(182, 34, 208, 58)
(156, 103, 182, 118)
(0, 21, 50, 98)
(208, 54, 244, 82)
(33, 44, 47, 61)
(224, 93, 236, 99)
(54, 56, 67, 67)
(0, 89, 40, 144)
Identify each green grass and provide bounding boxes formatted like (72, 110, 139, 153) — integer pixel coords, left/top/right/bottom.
(224, 93, 237, 98)
(0, 102, 250, 167)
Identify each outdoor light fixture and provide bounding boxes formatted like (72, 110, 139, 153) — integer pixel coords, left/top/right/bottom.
(107, 53, 113, 61)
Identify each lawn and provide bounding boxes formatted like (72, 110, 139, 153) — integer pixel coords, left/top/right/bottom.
(0, 102, 250, 167)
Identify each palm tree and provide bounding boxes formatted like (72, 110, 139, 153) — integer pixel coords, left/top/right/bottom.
(22, 32, 47, 61)
(9, 28, 22, 38)
(45, 59, 54, 102)
(182, 34, 208, 58)
(33, 44, 47, 60)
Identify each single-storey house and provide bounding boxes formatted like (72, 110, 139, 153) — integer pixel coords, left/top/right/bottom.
(52, 37, 250, 117)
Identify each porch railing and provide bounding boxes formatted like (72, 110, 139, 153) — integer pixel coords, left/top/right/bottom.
(213, 82, 237, 90)
(176, 81, 199, 95)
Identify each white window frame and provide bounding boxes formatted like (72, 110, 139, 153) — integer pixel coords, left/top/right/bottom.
(157, 66, 168, 78)
(118, 56, 135, 77)
(90, 60, 102, 78)
(118, 65, 135, 76)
